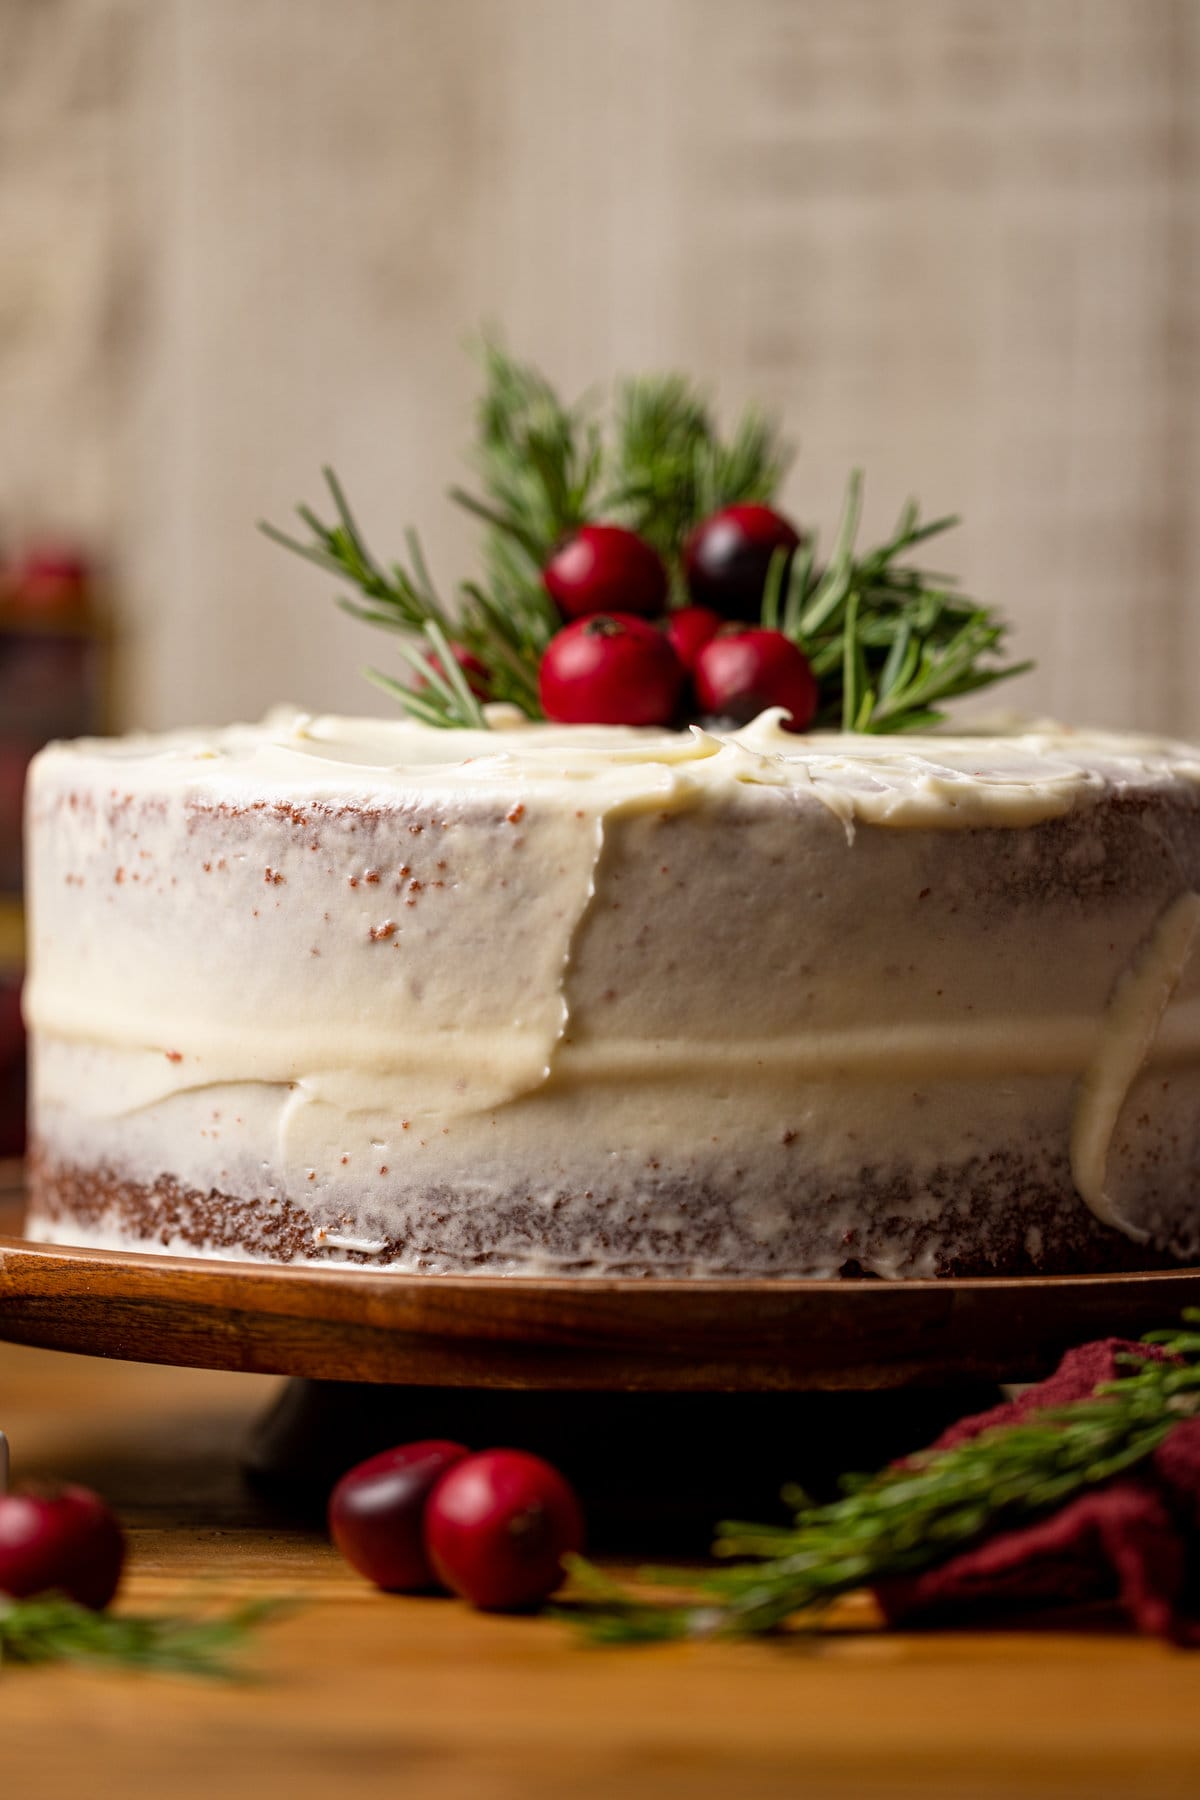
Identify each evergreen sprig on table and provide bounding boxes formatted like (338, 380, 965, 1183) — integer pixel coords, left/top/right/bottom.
(561, 1316, 1200, 1644)
(262, 340, 1029, 731)
(0, 1594, 287, 1679)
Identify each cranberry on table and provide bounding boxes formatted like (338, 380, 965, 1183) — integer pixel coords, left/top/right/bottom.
(329, 1440, 469, 1592)
(0, 1484, 125, 1610)
(539, 614, 684, 727)
(424, 1449, 584, 1612)
(542, 525, 668, 620)
(683, 503, 802, 621)
(665, 605, 723, 672)
(694, 628, 818, 733)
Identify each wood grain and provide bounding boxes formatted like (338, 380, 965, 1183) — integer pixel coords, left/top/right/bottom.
(2, 1336, 1200, 1800)
(5, 1192, 1200, 1392)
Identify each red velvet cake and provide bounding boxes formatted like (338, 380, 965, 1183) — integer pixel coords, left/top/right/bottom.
(22, 708, 1200, 1277)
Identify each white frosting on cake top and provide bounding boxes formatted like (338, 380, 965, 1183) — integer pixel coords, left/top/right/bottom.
(36, 706, 1200, 833)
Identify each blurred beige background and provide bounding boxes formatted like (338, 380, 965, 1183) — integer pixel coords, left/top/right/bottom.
(2, 0, 1199, 734)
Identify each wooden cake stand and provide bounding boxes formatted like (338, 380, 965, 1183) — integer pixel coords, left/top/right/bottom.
(5, 1167, 1199, 1534)
(2, 1173, 1199, 1393)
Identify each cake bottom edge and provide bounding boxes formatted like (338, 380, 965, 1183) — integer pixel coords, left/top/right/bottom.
(22, 1146, 1199, 1281)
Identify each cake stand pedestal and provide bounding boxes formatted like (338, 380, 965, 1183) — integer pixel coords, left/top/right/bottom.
(240, 1376, 1001, 1546)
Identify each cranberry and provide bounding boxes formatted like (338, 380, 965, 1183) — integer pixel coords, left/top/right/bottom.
(329, 1440, 469, 1592)
(543, 525, 667, 620)
(694, 629, 818, 732)
(539, 614, 684, 727)
(424, 1449, 584, 1612)
(665, 606, 723, 672)
(683, 504, 802, 621)
(0, 1484, 125, 1610)
(421, 643, 492, 702)
(8, 544, 92, 613)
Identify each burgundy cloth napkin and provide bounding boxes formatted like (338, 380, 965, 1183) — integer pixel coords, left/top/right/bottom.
(874, 1339, 1200, 1642)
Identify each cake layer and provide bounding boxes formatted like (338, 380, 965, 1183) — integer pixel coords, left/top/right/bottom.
(23, 709, 1200, 1276)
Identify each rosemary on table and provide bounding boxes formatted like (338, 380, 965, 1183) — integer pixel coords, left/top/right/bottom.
(561, 1316, 1200, 1645)
(263, 341, 1030, 731)
(0, 1594, 289, 1679)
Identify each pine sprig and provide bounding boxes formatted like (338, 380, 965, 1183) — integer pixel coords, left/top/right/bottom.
(562, 1316, 1200, 1645)
(261, 473, 497, 728)
(780, 472, 1033, 732)
(460, 337, 605, 566)
(0, 1594, 289, 1679)
(262, 340, 1031, 731)
(602, 375, 790, 567)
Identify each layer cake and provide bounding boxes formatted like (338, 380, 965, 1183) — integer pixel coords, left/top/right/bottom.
(22, 708, 1200, 1278)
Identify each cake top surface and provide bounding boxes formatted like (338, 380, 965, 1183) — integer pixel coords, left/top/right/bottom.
(34, 708, 1200, 831)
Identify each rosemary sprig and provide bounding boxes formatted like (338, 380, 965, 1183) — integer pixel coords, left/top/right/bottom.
(563, 1317, 1200, 1645)
(263, 341, 1031, 731)
(782, 472, 1033, 732)
(602, 373, 790, 568)
(453, 337, 604, 569)
(260, 471, 498, 729)
(0, 1594, 288, 1678)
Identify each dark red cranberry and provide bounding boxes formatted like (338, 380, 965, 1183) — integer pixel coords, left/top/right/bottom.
(0, 1485, 125, 1610)
(539, 614, 684, 727)
(329, 1440, 470, 1592)
(424, 1449, 584, 1612)
(665, 606, 723, 672)
(683, 504, 802, 621)
(421, 643, 492, 702)
(542, 525, 668, 620)
(694, 629, 818, 733)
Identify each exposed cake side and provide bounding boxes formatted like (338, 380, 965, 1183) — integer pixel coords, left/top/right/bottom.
(22, 710, 1200, 1276)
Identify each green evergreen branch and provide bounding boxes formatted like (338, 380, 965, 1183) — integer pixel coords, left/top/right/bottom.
(784, 473, 1031, 731)
(601, 375, 790, 567)
(463, 337, 604, 570)
(263, 342, 1033, 732)
(261, 465, 550, 726)
(0, 1595, 290, 1679)
(560, 1316, 1200, 1645)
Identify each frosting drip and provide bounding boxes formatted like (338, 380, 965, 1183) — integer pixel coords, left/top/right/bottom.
(1071, 891, 1200, 1239)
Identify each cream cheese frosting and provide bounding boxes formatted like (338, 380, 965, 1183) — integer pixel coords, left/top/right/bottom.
(22, 710, 1200, 1276)
(38, 704, 1200, 828)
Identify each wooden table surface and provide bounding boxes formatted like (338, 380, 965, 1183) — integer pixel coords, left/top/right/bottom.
(1, 1339, 1198, 1800)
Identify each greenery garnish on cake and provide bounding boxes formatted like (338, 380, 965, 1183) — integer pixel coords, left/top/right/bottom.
(262, 341, 1031, 732)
